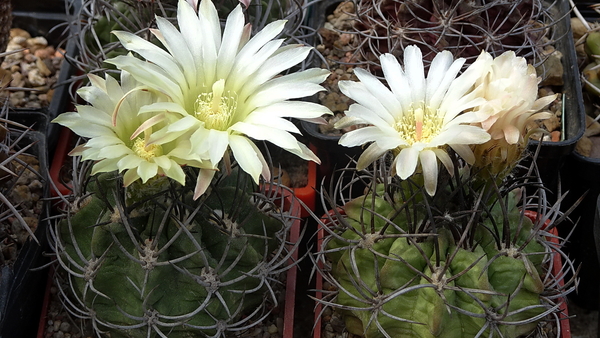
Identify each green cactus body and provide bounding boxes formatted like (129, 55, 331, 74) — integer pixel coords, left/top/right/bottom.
(324, 187, 554, 338)
(56, 170, 294, 337)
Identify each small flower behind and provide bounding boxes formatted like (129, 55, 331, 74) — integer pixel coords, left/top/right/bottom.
(335, 45, 491, 195)
(53, 71, 210, 187)
(470, 51, 557, 177)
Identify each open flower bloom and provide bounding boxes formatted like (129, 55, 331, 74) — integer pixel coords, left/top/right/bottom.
(471, 51, 556, 145)
(53, 72, 209, 186)
(106, 0, 331, 198)
(335, 46, 491, 195)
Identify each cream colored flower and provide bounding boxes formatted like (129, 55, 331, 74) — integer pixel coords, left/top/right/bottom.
(469, 51, 557, 177)
(52, 72, 208, 186)
(106, 0, 331, 198)
(335, 46, 491, 195)
(472, 51, 556, 145)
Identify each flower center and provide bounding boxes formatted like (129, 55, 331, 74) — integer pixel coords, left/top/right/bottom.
(194, 79, 237, 131)
(394, 103, 443, 145)
(132, 138, 162, 161)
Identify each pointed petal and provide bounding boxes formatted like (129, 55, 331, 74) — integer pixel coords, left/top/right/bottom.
(229, 134, 263, 183)
(396, 147, 419, 179)
(419, 149, 438, 196)
(194, 168, 217, 200)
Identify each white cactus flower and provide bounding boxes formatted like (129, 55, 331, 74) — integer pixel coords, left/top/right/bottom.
(335, 46, 491, 196)
(53, 72, 209, 186)
(107, 0, 331, 198)
(472, 50, 556, 145)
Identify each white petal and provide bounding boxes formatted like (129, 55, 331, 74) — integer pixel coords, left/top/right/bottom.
(450, 144, 476, 164)
(118, 154, 144, 170)
(396, 147, 419, 179)
(230, 39, 284, 94)
(91, 158, 121, 175)
(217, 4, 245, 79)
(419, 149, 438, 196)
(196, 0, 221, 84)
(98, 144, 131, 159)
(380, 53, 412, 114)
(162, 159, 186, 185)
(432, 125, 490, 146)
(356, 143, 387, 170)
(155, 16, 197, 88)
(176, 0, 204, 71)
(235, 20, 286, 67)
(240, 45, 313, 99)
(334, 115, 368, 129)
(107, 55, 184, 103)
(244, 114, 301, 134)
(207, 129, 230, 165)
(440, 51, 492, 114)
(428, 56, 465, 111)
(433, 148, 454, 175)
(229, 134, 263, 183)
(251, 100, 332, 119)
(403, 46, 426, 103)
(246, 82, 325, 110)
(338, 81, 389, 121)
(338, 127, 384, 147)
(230, 122, 301, 151)
(194, 168, 217, 200)
(111, 31, 187, 87)
(426, 50, 454, 101)
(343, 103, 396, 130)
(138, 161, 158, 183)
(138, 101, 190, 116)
(352, 68, 402, 115)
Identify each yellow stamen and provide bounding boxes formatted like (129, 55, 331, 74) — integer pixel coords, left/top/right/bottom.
(132, 138, 162, 161)
(195, 79, 237, 131)
(394, 102, 443, 145)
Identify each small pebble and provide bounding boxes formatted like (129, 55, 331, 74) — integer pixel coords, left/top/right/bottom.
(268, 324, 278, 334)
(59, 321, 71, 332)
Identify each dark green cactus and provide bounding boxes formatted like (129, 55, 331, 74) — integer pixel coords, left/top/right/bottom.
(53, 164, 299, 337)
(314, 155, 576, 338)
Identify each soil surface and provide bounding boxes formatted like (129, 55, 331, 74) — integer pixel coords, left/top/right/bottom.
(1, 28, 64, 108)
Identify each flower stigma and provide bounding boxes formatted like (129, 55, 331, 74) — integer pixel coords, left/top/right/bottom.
(394, 102, 443, 145)
(133, 138, 162, 161)
(195, 79, 237, 131)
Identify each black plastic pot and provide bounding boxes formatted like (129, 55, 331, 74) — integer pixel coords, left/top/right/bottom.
(10, 4, 78, 158)
(559, 151, 600, 310)
(523, 0, 585, 199)
(0, 123, 50, 338)
(300, 120, 362, 192)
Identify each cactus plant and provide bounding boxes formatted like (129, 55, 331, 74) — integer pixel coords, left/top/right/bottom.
(51, 161, 301, 337)
(316, 0, 560, 74)
(314, 156, 575, 338)
(311, 43, 576, 338)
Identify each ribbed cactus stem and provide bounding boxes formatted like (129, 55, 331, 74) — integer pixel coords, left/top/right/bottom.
(314, 155, 576, 338)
